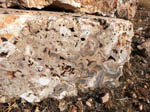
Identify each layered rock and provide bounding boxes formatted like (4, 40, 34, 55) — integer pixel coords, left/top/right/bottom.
(0, 0, 138, 19)
(0, 8, 134, 103)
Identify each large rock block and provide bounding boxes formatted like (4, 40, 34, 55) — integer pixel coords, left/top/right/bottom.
(0, 0, 138, 19)
(0, 8, 133, 103)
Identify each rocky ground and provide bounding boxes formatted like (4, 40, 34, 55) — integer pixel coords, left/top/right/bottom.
(0, 7, 150, 112)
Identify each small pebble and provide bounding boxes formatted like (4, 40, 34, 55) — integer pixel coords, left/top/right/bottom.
(132, 93, 137, 99)
(59, 100, 68, 111)
(86, 101, 92, 107)
(102, 93, 110, 103)
(140, 104, 143, 111)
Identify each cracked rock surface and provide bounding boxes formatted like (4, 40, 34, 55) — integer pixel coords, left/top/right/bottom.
(0, 0, 138, 19)
(0, 8, 134, 103)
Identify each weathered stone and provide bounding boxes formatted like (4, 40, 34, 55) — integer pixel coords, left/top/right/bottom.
(55, 0, 138, 19)
(0, 0, 138, 19)
(0, 8, 133, 103)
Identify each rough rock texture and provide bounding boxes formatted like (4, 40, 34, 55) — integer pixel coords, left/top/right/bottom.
(0, 0, 138, 19)
(0, 8, 133, 103)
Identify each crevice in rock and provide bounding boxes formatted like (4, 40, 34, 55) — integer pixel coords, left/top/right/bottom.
(1, 1, 77, 13)
(7, 5, 74, 13)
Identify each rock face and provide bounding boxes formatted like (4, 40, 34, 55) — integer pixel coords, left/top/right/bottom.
(0, 0, 53, 9)
(0, 8, 134, 103)
(0, 0, 138, 19)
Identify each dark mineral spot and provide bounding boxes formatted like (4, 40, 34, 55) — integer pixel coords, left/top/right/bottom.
(0, 52, 8, 57)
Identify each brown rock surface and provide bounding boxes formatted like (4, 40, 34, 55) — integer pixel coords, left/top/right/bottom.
(0, 0, 138, 19)
(0, 8, 133, 103)
(0, 0, 53, 9)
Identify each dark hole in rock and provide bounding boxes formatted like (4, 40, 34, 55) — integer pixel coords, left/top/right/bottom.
(81, 38, 85, 41)
(37, 58, 42, 60)
(103, 24, 110, 29)
(120, 50, 123, 53)
(22, 57, 25, 61)
(28, 60, 34, 66)
(92, 12, 103, 17)
(52, 73, 60, 77)
(74, 35, 78, 37)
(7, 71, 16, 78)
(13, 40, 18, 45)
(108, 56, 116, 61)
(7, 2, 74, 13)
(118, 76, 124, 82)
(87, 60, 94, 66)
(99, 42, 103, 48)
(95, 92, 105, 103)
(45, 28, 49, 31)
(1, 37, 8, 42)
(50, 68, 54, 71)
(113, 49, 118, 54)
(60, 56, 65, 60)
(65, 65, 71, 70)
(21, 74, 24, 77)
(93, 18, 109, 29)
(48, 50, 51, 56)
(60, 71, 65, 76)
(73, 16, 81, 18)
(69, 27, 75, 32)
(45, 64, 49, 68)
(0, 52, 8, 57)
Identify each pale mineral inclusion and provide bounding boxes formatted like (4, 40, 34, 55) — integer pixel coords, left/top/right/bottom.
(0, 0, 138, 19)
(0, 8, 134, 103)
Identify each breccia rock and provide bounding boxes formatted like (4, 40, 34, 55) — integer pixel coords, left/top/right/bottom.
(0, 8, 134, 103)
(0, 0, 138, 19)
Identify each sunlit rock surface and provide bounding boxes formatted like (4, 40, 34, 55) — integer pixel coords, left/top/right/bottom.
(0, 0, 138, 19)
(0, 0, 53, 9)
(0, 8, 134, 103)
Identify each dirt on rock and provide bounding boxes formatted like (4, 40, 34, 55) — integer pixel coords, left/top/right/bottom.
(0, 7, 150, 112)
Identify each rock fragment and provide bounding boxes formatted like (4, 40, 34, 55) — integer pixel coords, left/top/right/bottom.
(138, 39, 150, 57)
(0, 0, 138, 19)
(0, 8, 134, 103)
(102, 93, 110, 103)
